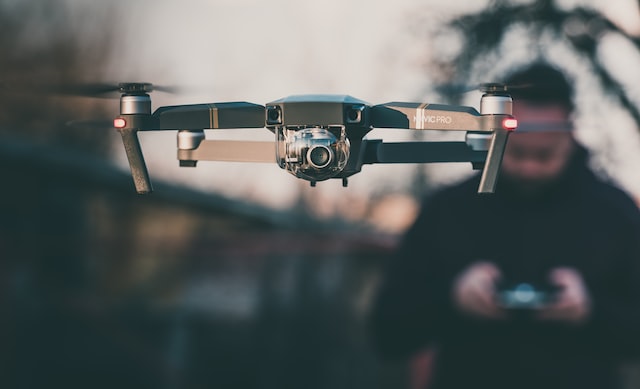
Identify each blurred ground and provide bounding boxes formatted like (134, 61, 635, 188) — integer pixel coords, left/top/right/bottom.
(0, 136, 400, 389)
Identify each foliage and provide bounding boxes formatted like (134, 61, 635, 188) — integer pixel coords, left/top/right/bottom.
(0, 0, 115, 154)
(435, 0, 640, 129)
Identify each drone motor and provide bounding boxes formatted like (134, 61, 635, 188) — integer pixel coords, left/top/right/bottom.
(466, 93, 514, 152)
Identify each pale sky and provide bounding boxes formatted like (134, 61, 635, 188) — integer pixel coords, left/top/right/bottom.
(63, 0, 640, 225)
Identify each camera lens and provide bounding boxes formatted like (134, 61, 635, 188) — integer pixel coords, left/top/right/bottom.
(307, 145, 332, 169)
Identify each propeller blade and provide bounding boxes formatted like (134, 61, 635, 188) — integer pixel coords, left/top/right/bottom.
(1, 80, 196, 98)
(436, 82, 536, 96)
(478, 82, 535, 94)
(39, 82, 180, 98)
(45, 83, 122, 97)
(65, 119, 114, 130)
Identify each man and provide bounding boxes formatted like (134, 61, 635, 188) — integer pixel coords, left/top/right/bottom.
(370, 63, 640, 389)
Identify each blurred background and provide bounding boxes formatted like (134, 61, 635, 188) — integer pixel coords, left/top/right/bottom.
(0, 0, 639, 388)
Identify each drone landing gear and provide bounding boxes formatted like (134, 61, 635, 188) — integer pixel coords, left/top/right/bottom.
(307, 178, 348, 187)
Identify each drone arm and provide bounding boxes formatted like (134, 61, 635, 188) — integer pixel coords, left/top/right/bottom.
(361, 140, 487, 164)
(369, 102, 515, 193)
(371, 102, 509, 132)
(178, 139, 275, 163)
(358, 138, 507, 193)
(152, 102, 265, 130)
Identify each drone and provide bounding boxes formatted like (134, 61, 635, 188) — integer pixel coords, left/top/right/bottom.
(99, 82, 517, 194)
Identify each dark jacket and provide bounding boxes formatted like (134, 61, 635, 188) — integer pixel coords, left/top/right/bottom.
(370, 147, 640, 389)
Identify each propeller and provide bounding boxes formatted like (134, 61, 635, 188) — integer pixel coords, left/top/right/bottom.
(0, 80, 184, 98)
(40, 82, 182, 98)
(65, 119, 115, 131)
(477, 82, 534, 94)
(436, 82, 536, 96)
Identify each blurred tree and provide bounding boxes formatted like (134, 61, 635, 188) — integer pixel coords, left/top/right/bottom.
(0, 2, 124, 387)
(0, 0, 115, 155)
(432, 0, 640, 132)
(416, 2, 640, 388)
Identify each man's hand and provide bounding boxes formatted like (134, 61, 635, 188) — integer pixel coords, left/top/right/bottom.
(538, 267, 591, 325)
(452, 262, 504, 319)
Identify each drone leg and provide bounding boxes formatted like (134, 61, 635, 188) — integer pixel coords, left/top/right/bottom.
(118, 127, 153, 194)
(478, 129, 510, 194)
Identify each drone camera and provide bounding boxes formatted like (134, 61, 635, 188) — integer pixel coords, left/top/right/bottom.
(277, 126, 350, 182)
(266, 105, 282, 125)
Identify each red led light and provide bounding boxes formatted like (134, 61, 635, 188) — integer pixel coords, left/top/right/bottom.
(113, 118, 127, 129)
(502, 118, 518, 131)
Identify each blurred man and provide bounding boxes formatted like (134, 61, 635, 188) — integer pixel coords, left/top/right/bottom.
(370, 63, 640, 389)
